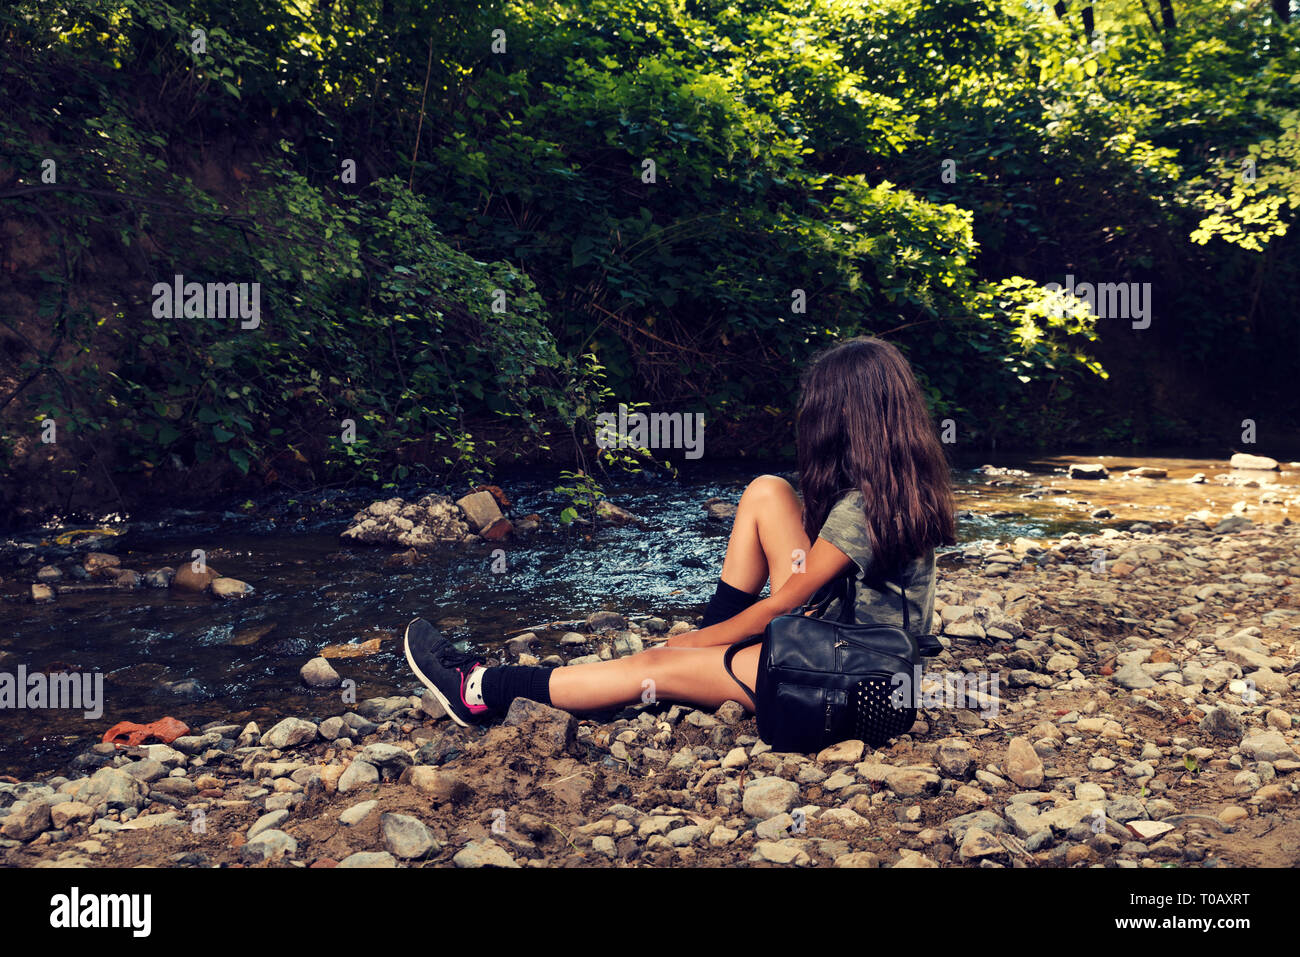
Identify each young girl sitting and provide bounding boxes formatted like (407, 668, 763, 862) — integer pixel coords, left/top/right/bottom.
(405, 336, 955, 734)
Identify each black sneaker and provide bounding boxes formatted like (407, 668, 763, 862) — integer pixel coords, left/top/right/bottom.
(403, 617, 489, 727)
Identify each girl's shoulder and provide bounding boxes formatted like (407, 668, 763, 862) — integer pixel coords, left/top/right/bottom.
(819, 488, 871, 574)
(826, 487, 865, 521)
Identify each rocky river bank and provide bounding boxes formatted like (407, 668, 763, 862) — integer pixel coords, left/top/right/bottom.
(2, 508, 1298, 868)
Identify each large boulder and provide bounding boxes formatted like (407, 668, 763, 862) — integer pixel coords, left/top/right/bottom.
(1, 800, 53, 841)
(66, 766, 145, 812)
(455, 491, 504, 533)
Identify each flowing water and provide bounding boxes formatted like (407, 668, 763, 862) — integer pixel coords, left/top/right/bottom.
(1, 452, 1295, 777)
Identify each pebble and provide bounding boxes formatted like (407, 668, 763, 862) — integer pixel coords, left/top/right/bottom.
(248, 809, 289, 839)
(453, 839, 520, 868)
(1004, 738, 1044, 788)
(340, 800, 378, 826)
(1126, 820, 1175, 842)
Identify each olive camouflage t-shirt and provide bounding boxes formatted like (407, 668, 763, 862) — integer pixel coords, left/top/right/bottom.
(815, 489, 935, 637)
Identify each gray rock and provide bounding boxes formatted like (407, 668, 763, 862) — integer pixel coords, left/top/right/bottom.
(506, 634, 536, 656)
(340, 494, 470, 548)
(340, 800, 378, 826)
(300, 657, 341, 688)
(343, 712, 380, 735)
(1214, 516, 1252, 534)
(937, 739, 974, 778)
(381, 812, 437, 859)
(337, 759, 379, 794)
(360, 744, 414, 779)
(1113, 663, 1156, 689)
(170, 733, 220, 754)
(1240, 732, 1299, 764)
(259, 717, 318, 749)
(716, 700, 747, 725)
(1025, 829, 1054, 852)
(945, 810, 1008, 843)
(453, 839, 519, 868)
(122, 759, 168, 784)
(418, 691, 447, 720)
(612, 632, 644, 657)
(1229, 453, 1278, 470)
(143, 568, 173, 588)
(319, 716, 349, 740)
(1106, 797, 1148, 823)
(357, 696, 416, 722)
(248, 809, 289, 839)
(667, 825, 702, 846)
(151, 777, 196, 798)
(67, 767, 144, 811)
(1199, 708, 1244, 741)
(742, 777, 800, 819)
(338, 851, 397, 868)
(1068, 463, 1108, 480)
(1003, 803, 1042, 838)
(1, 800, 52, 841)
(585, 610, 626, 632)
(240, 828, 297, 862)
(503, 698, 575, 757)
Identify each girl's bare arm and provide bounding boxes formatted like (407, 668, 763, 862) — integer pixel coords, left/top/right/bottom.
(667, 538, 854, 648)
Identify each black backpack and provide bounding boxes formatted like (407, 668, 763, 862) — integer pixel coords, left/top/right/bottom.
(722, 572, 944, 753)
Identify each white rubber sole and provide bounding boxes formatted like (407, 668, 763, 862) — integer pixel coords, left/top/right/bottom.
(404, 619, 470, 729)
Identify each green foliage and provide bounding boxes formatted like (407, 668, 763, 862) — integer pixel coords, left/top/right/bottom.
(1191, 110, 1300, 250)
(3, 0, 1300, 506)
(554, 469, 604, 524)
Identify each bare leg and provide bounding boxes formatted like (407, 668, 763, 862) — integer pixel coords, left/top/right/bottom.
(717, 474, 810, 595)
(549, 643, 763, 712)
(548, 475, 807, 713)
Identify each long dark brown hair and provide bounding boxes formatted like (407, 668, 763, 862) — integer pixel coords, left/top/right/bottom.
(797, 336, 956, 571)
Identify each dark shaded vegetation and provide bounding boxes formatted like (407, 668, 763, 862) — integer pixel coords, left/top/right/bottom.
(1, 0, 1297, 519)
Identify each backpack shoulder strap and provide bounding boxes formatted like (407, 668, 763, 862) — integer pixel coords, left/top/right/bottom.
(863, 566, 911, 632)
(721, 634, 764, 710)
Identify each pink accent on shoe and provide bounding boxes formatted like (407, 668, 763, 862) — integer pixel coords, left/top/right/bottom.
(459, 668, 489, 714)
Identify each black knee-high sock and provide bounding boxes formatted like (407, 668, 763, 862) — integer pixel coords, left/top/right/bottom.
(481, 665, 553, 712)
(700, 577, 761, 628)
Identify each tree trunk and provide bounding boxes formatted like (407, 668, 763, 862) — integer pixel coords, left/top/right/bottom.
(1158, 0, 1177, 32)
